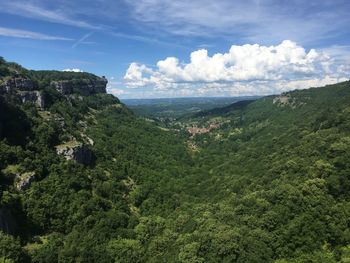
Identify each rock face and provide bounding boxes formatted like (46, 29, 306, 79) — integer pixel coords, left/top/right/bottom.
(0, 77, 46, 109)
(15, 171, 36, 191)
(56, 141, 92, 165)
(0, 208, 18, 235)
(1, 165, 36, 191)
(50, 78, 107, 95)
(0, 77, 34, 93)
(1, 76, 107, 109)
(19, 91, 45, 109)
(273, 94, 306, 109)
(273, 95, 290, 106)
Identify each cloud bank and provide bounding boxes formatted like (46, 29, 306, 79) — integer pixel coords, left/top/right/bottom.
(63, 68, 83, 73)
(123, 40, 348, 97)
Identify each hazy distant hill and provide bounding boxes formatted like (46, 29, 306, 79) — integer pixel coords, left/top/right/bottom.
(122, 96, 259, 118)
(193, 99, 256, 117)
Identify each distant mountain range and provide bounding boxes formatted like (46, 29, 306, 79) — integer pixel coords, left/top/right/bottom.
(122, 96, 260, 118)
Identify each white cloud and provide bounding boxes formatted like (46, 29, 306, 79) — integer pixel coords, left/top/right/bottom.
(123, 40, 349, 97)
(63, 68, 83, 72)
(108, 88, 128, 96)
(124, 0, 350, 44)
(0, 2, 101, 30)
(0, 26, 73, 41)
(321, 45, 350, 67)
(106, 81, 130, 97)
(273, 76, 348, 92)
(124, 63, 155, 88)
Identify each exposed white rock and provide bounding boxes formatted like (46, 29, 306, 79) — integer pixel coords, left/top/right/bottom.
(56, 141, 92, 165)
(15, 171, 35, 191)
(50, 78, 107, 95)
(0, 77, 34, 93)
(19, 90, 45, 109)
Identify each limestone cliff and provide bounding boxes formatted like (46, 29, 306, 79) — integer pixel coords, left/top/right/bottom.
(55, 141, 93, 165)
(0, 77, 34, 92)
(50, 78, 107, 95)
(19, 90, 45, 109)
(0, 75, 108, 109)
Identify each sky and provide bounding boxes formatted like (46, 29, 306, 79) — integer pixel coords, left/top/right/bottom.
(0, 0, 349, 98)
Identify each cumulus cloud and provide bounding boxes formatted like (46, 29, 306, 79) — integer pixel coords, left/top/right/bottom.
(106, 79, 131, 98)
(124, 63, 155, 88)
(63, 68, 83, 72)
(123, 40, 348, 96)
(107, 87, 128, 96)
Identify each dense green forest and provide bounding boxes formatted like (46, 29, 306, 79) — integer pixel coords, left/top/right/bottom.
(1, 58, 350, 262)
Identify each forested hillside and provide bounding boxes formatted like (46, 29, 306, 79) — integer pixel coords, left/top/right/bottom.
(122, 97, 258, 118)
(1, 58, 350, 262)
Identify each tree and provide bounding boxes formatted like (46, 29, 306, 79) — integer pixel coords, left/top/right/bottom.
(107, 239, 144, 263)
(0, 232, 25, 262)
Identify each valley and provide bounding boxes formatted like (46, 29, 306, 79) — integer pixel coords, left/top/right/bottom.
(1, 58, 350, 262)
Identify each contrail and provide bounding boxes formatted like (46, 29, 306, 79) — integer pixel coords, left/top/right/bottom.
(72, 32, 93, 48)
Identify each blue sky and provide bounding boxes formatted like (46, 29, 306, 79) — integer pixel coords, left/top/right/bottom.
(0, 0, 349, 98)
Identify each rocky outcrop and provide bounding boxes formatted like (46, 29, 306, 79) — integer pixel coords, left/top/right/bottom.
(56, 141, 92, 165)
(0, 77, 34, 93)
(273, 95, 290, 106)
(18, 91, 45, 109)
(1, 165, 36, 191)
(15, 171, 36, 191)
(1, 76, 107, 98)
(187, 126, 210, 136)
(1, 76, 107, 109)
(50, 78, 107, 95)
(80, 132, 94, 145)
(273, 94, 306, 109)
(0, 77, 46, 109)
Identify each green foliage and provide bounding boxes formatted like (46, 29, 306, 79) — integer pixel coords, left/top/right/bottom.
(28, 234, 63, 263)
(275, 249, 337, 263)
(0, 66, 10, 77)
(107, 239, 144, 263)
(178, 242, 204, 263)
(0, 232, 25, 262)
(1, 59, 350, 262)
